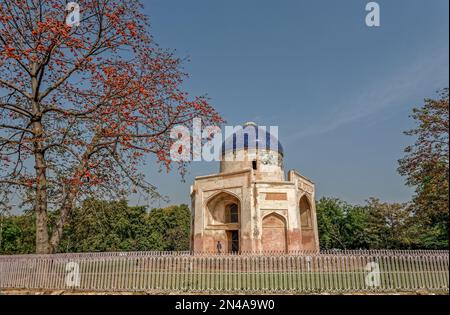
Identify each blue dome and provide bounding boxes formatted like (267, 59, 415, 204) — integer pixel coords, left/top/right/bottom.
(221, 122, 284, 156)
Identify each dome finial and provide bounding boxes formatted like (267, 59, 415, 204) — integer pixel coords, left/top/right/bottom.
(243, 121, 257, 127)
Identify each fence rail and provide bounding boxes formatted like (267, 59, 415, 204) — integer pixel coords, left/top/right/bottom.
(0, 250, 448, 293)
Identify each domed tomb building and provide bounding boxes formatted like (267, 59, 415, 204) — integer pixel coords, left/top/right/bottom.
(190, 122, 319, 253)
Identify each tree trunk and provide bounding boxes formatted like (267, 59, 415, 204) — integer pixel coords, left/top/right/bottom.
(34, 133, 50, 254)
(31, 69, 50, 254)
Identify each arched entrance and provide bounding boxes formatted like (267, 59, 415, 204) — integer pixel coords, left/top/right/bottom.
(262, 213, 287, 252)
(206, 191, 240, 253)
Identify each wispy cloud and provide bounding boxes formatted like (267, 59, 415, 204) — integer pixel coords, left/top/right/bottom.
(286, 47, 449, 141)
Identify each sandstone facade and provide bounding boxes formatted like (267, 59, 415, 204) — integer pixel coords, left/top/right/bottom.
(190, 123, 319, 253)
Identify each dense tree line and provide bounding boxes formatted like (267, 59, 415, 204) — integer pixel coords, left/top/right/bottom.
(316, 197, 447, 250)
(0, 200, 191, 255)
(1, 195, 447, 254)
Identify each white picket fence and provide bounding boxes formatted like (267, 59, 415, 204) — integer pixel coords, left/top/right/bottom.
(0, 250, 448, 293)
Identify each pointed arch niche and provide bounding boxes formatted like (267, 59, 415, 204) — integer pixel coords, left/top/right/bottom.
(299, 195, 316, 249)
(206, 191, 240, 226)
(299, 195, 312, 229)
(261, 213, 287, 253)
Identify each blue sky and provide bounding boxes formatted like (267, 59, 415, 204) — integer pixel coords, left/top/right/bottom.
(135, 0, 449, 208)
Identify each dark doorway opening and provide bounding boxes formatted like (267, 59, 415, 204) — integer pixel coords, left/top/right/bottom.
(227, 230, 239, 253)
